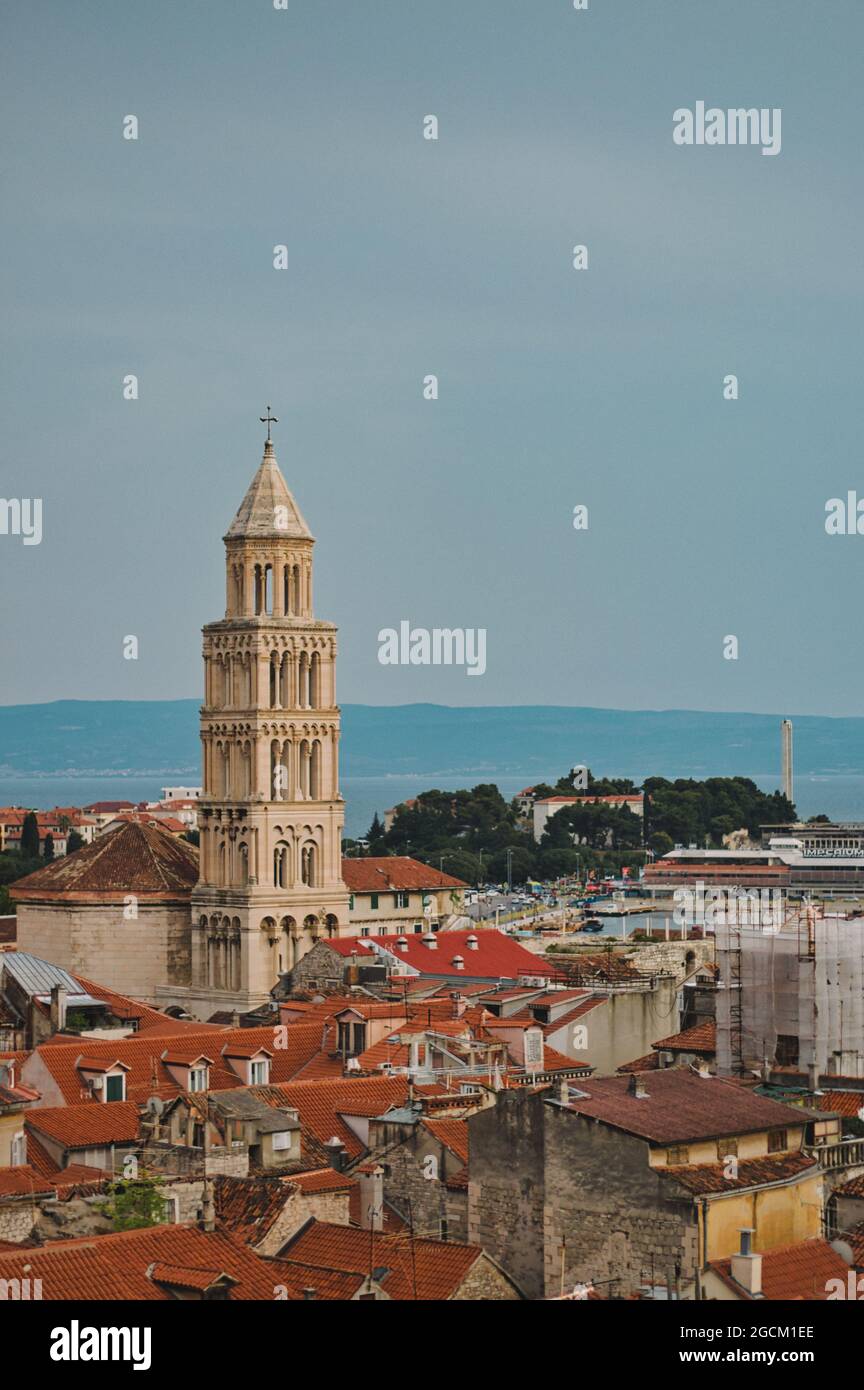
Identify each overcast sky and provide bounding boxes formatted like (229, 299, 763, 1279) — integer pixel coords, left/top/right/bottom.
(2, 0, 862, 715)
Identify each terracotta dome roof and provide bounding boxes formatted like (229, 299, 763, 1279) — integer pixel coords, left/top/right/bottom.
(11, 820, 199, 904)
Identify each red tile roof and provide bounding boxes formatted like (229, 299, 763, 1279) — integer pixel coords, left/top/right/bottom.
(25, 1021, 325, 1105)
(663, 1151, 818, 1195)
(710, 1238, 850, 1301)
(26, 1100, 141, 1149)
(616, 1052, 663, 1074)
(562, 1070, 808, 1144)
(72, 974, 219, 1035)
(535, 795, 643, 805)
(422, 1117, 469, 1165)
(357, 929, 557, 982)
(0, 1223, 293, 1299)
(280, 1219, 490, 1299)
(289, 1168, 355, 1195)
(341, 857, 467, 892)
(0, 1165, 55, 1199)
(267, 1260, 366, 1300)
(816, 1091, 864, 1119)
(652, 1020, 717, 1053)
(11, 821, 198, 902)
(251, 1075, 419, 1157)
(320, 938, 375, 957)
(213, 1174, 293, 1246)
(1, 1144, 108, 1194)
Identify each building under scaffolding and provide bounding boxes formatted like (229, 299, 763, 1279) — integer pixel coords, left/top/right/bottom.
(716, 906, 864, 1078)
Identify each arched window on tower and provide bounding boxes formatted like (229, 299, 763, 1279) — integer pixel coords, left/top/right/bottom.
(301, 843, 316, 888)
(240, 741, 252, 797)
(273, 841, 289, 888)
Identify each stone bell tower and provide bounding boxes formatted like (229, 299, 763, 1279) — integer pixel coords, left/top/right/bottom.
(184, 420, 350, 1017)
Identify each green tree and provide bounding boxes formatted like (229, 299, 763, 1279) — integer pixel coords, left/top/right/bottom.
(100, 1175, 166, 1232)
(66, 829, 85, 855)
(487, 846, 536, 885)
(648, 831, 674, 856)
(538, 847, 581, 879)
(43, 833, 54, 861)
(20, 811, 40, 859)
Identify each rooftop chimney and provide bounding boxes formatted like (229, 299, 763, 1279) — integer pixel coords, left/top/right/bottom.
(201, 1178, 216, 1233)
(302, 1287, 317, 1301)
(730, 1229, 762, 1296)
(325, 1135, 348, 1172)
(555, 1076, 570, 1106)
(466, 934, 479, 950)
(451, 992, 468, 1019)
(423, 932, 438, 950)
(396, 937, 409, 952)
(627, 1073, 649, 1100)
(451, 955, 464, 971)
(50, 984, 67, 1034)
(358, 1165, 384, 1232)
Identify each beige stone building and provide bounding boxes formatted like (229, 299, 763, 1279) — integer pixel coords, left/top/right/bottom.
(342, 856, 468, 937)
(11, 821, 197, 1004)
(162, 431, 350, 1018)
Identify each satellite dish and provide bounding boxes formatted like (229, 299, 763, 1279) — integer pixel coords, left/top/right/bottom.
(146, 1095, 164, 1116)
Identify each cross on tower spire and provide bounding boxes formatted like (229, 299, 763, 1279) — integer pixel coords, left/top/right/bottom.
(259, 406, 278, 442)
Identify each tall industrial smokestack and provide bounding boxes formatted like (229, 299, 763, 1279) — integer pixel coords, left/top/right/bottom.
(781, 719, 793, 804)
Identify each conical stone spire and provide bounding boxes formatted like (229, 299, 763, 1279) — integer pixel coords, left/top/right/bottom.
(225, 439, 313, 541)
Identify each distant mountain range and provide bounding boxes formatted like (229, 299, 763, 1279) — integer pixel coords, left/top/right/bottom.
(1, 700, 863, 783)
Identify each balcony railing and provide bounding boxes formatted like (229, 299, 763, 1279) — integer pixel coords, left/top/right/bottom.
(805, 1138, 864, 1170)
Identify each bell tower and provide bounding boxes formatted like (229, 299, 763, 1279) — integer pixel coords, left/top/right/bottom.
(187, 421, 350, 1015)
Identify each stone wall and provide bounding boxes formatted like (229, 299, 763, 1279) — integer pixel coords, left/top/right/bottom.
(0, 1197, 40, 1245)
(541, 1103, 697, 1297)
(468, 1088, 697, 1299)
(452, 1254, 522, 1300)
(467, 1089, 547, 1299)
(376, 1127, 468, 1242)
(625, 938, 715, 982)
(16, 900, 191, 1002)
(285, 940, 345, 993)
